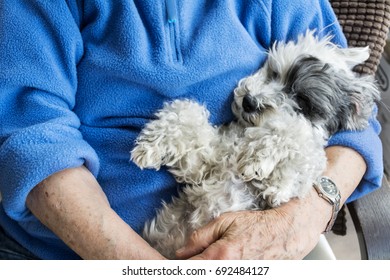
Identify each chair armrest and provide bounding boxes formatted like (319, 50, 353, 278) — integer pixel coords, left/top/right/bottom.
(347, 177, 390, 259)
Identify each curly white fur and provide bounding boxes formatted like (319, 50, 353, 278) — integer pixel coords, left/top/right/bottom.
(130, 30, 379, 259)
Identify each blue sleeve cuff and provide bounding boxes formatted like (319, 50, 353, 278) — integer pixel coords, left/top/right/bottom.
(327, 108, 383, 202)
(0, 123, 100, 221)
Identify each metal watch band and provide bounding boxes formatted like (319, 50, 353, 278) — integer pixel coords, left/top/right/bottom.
(324, 193, 341, 233)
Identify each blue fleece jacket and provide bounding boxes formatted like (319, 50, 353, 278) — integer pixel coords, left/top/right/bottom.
(0, 0, 383, 259)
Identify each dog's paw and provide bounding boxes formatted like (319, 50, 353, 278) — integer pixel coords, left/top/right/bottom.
(131, 129, 184, 169)
(237, 154, 274, 182)
(131, 99, 215, 170)
(236, 137, 279, 182)
(131, 141, 166, 170)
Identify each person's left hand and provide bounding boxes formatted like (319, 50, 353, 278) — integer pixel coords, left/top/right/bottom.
(175, 191, 327, 260)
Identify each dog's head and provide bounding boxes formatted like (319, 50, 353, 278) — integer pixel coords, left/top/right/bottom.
(232, 31, 379, 137)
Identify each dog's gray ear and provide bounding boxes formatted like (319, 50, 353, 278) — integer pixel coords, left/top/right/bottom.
(337, 46, 370, 69)
(335, 73, 379, 131)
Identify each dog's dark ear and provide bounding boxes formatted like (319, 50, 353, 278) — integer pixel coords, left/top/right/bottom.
(336, 46, 370, 70)
(334, 72, 380, 131)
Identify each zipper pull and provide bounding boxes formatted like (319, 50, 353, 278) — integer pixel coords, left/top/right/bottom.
(166, 0, 177, 23)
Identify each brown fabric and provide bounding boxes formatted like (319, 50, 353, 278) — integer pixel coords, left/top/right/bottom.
(330, 0, 390, 75)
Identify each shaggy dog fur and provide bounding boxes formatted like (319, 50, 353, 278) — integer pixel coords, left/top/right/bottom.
(130, 31, 379, 259)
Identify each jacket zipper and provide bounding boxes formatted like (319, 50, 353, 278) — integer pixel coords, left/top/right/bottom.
(166, 0, 182, 63)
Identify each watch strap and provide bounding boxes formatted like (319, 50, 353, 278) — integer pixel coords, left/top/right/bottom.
(324, 192, 341, 232)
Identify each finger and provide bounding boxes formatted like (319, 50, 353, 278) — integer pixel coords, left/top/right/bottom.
(175, 229, 215, 259)
(176, 220, 223, 259)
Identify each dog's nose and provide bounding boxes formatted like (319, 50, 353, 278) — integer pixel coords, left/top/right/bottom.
(242, 95, 258, 113)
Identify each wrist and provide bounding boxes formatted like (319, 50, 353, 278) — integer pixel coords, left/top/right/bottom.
(277, 188, 332, 236)
(307, 187, 336, 234)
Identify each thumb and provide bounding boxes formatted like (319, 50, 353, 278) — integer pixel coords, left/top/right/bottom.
(175, 219, 224, 259)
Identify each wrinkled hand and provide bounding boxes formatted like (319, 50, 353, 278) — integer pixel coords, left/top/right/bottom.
(176, 193, 327, 260)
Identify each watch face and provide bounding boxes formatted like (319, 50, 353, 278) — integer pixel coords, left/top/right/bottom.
(320, 177, 338, 196)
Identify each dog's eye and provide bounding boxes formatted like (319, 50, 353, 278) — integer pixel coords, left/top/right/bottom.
(268, 69, 279, 81)
(296, 96, 311, 115)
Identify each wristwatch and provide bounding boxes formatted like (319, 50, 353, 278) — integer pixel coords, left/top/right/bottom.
(313, 176, 341, 233)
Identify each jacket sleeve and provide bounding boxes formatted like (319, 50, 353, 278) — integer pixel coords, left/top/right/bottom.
(0, 1, 100, 221)
(328, 109, 383, 202)
(261, 0, 383, 201)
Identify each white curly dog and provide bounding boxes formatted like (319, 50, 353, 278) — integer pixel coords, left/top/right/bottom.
(131, 31, 379, 259)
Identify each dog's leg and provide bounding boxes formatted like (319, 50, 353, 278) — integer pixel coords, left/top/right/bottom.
(237, 127, 285, 182)
(143, 178, 253, 259)
(131, 100, 217, 182)
(237, 116, 326, 207)
(143, 193, 191, 259)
